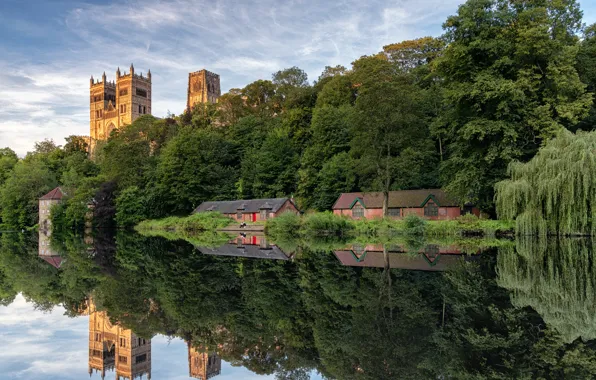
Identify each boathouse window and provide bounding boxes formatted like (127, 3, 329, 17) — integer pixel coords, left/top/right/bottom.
(424, 202, 438, 217)
(388, 208, 400, 217)
(352, 204, 364, 218)
(260, 210, 268, 220)
(237, 211, 242, 219)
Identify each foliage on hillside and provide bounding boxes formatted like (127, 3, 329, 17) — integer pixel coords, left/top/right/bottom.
(0, 0, 594, 230)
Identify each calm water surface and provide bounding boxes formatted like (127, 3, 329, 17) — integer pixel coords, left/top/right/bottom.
(0, 231, 594, 379)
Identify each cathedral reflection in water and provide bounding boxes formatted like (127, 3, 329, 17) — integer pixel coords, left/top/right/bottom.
(84, 299, 221, 380)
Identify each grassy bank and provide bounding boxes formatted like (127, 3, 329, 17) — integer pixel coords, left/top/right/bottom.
(136, 228, 233, 247)
(135, 212, 232, 233)
(266, 211, 514, 241)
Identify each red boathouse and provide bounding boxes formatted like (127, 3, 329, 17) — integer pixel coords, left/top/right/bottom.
(332, 189, 479, 220)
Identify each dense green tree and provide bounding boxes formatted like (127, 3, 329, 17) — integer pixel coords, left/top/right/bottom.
(435, 0, 592, 211)
(576, 23, 596, 131)
(0, 159, 57, 228)
(0, 148, 18, 187)
(351, 56, 432, 215)
(115, 186, 147, 227)
(240, 127, 300, 199)
(156, 127, 238, 214)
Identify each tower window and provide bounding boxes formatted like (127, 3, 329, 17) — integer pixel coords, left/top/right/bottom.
(119, 88, 128, 96)
(136, 88, 147, 98)
(120, 104, 127, 113)
(143, 106, 146, 114)
(139, 105, 142, 114)
(135, 354, 147, 364)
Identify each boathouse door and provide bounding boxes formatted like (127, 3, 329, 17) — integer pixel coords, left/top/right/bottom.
(252, 213, 257, 222)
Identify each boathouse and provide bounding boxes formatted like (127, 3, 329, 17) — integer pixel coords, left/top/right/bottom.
(193, 197, 299, 222)
(332, 189, 478, 220)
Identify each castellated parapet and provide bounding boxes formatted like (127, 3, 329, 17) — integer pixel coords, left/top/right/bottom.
(89, 64, 152, 143)
(187, 69, 221, 111)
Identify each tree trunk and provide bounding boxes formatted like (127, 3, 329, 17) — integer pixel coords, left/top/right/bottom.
(383, 141, 391, 217)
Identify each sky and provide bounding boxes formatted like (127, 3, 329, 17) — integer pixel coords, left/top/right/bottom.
(0, 294, 323, 379)
(0, 0, 595, 156)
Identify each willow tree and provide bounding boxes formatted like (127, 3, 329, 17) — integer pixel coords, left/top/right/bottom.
(495, 130, 596, 236)
(497, 238, 596, 343)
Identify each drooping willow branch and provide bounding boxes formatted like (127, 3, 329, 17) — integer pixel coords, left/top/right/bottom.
(495, 129, 596, 236)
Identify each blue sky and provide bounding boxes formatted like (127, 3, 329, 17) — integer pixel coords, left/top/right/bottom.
(1, 0, 595, 155)
(0, 294, 322, 379)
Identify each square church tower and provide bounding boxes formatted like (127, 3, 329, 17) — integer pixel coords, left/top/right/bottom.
(89, 64, 152, 141)
(187, 69, 221, 111)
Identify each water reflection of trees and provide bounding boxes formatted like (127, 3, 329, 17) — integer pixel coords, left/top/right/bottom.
(1, 232, 596, 378)
(497, 238, 596, 343)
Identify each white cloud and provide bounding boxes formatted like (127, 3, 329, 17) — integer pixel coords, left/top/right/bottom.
(0, 295, 322, 379)
(0, 0, 470, 154)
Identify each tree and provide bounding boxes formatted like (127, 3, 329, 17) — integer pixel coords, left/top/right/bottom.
(351, 56, 428, 215)
(0, 148, 18, 186)
(31, 139, 59, 155)
(242, 80, 277, 115)
(297, 105, 353, 209)
(240, 128, 300, 199)
(316, 65, 347, 82)
(495, 129, 596, 236)
(63, 135, 89, 154)
(272, 66, 309, 89)
(435, 0, 592, 211)
(383, 36, 445, 72)
(156, 128, 238, 214)
(115, 186, 147, 227)
(0, 159, 57, 228)
(311, 153, 356, 211)
(576, 23, 596, 131)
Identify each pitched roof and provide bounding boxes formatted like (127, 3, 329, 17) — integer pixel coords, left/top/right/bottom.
(193, 198, 294, 214)
(332, 189, 459, 209)
(196, 244, 291, 260)
(333, 250, 467, 271)
(40, 255, 65, 269)
(39, 187, 65, 201)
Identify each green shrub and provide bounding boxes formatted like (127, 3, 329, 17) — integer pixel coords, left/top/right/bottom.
(403, 215, 427, 235)
(265, 212, 302, 240)
(302, 212, 354, 236)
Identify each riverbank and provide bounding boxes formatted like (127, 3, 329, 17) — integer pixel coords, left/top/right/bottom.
(265, 212, 515, 241)
(135, 212, 232, 233)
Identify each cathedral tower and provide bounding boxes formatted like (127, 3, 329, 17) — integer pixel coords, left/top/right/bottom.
(89, 64, 152, 142)
(187, 69, 221, 111)
(88, 299, 152, 380)
(187, 341, 221, 379)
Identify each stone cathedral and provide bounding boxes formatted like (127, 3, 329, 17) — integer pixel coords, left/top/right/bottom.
(89, 64, 152, 141)
(89, 66, 220, 142)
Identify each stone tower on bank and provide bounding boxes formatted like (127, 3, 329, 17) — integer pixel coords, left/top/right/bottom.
(187, 69, 221, 111)
(89, 64, 152, 141)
